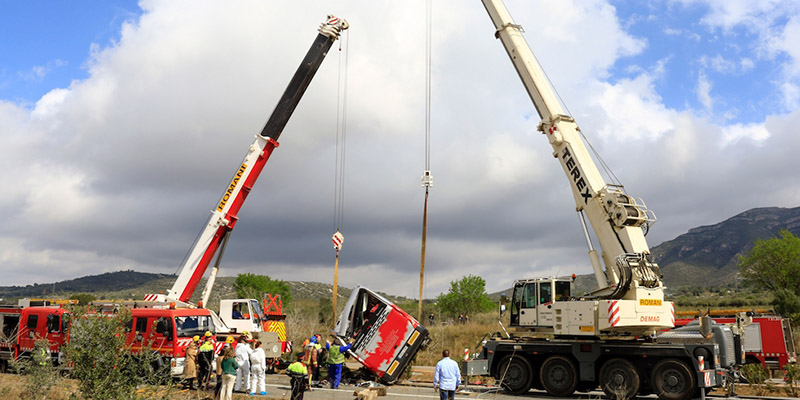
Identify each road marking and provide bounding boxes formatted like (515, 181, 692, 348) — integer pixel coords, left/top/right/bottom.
(263, 383, 441, 398)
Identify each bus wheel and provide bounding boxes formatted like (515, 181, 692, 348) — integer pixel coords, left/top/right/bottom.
(497, 355, 533, 394)
(651, 359, 695, 400)
(600, 358, 640, 400)
(540, 355, 577, 397)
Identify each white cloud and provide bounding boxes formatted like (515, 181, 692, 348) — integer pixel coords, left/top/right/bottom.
(17, 59, 66, 81)
(679, 1, 800, 112)
(1, 0, 799, 300)
(696, 70, 713, 111)
(721, 123, 770, 144)
(700, 54, 753, 75)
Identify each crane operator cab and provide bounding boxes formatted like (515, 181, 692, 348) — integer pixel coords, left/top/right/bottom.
(510, 277, 572, 329)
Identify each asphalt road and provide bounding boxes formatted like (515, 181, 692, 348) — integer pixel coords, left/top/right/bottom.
(252, 373, 745, 400)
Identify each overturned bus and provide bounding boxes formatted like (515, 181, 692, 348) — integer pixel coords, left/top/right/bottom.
(333, 286, 429, 383)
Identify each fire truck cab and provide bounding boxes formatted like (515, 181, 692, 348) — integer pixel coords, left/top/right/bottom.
(124, 307, 217, 377)
(0, 305, 70, 372)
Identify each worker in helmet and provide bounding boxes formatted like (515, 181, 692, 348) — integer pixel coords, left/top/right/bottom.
(312, 334, 324, 381)
(303, 337, 319, 388)
(197, 332, 215, 390)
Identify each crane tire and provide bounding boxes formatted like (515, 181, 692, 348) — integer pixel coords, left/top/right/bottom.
(599, 358, 640, 400)
(539, 355, 577, 397)
(497, 355, 533, 394)
(651, 359, 695, 400)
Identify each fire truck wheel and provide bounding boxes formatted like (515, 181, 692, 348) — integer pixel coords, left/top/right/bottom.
(497, 355, 533, 394)
(0, 360, 7, 374)
(650, 359, 695, 400)
(599, 358, 640, 400)
(539, 355, 577, 397)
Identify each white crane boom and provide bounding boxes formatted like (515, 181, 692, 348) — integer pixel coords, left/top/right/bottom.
(481, 0, 672, 335)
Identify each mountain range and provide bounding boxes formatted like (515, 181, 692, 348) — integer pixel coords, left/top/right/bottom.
(489, 206, 799, 298)
(653, 206, 800, 287)
(1, 206, 798, 302)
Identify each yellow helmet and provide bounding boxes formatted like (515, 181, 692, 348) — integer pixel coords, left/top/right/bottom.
(192, 335, 200, 342)
(226, 336, 235, 344)
(241, 330, 249, 337)
(204, 331, 212, 337)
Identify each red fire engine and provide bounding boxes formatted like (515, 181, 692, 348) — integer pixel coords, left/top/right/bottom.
(675, 311, 796, 370)
(0, 304, 70, 372)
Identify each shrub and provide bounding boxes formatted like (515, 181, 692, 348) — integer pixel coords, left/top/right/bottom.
(10, 338, 59, 400)
(63, 307, 172, 400)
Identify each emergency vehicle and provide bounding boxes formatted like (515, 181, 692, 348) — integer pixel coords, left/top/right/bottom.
(0, 304, 70, 372)
(675, 312, 796, 370)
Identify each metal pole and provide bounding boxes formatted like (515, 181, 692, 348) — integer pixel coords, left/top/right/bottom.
(419, 187, 430, 321)
(333, 250, 340, 323)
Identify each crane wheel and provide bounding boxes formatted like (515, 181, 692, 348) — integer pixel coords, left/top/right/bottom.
(600, 358, 640, 400)
(539, 355, 577, 397)
(496, 355, 533, 394)
(651, 359, 695, 400)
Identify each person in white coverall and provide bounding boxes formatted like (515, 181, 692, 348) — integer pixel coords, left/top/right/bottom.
(249, 340, 267, 395)
(234, 336, 252, 393)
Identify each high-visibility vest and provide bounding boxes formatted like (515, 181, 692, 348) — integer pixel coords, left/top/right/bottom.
(199, 340, 214, 352)
(287, 361, 307, 375)
(328, 345, 345, 365)
(36, 348, 48, 366)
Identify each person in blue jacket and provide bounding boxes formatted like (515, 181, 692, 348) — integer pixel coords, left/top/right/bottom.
(325, 335, 354, 389)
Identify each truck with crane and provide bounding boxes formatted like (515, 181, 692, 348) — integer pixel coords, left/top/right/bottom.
(460, 1, 742, 399)
(0, 14, 346, 379)
(123, 14, 348, 377)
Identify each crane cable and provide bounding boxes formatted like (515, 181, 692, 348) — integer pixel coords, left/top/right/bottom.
(419, 0, 434, 322)
(333, 31, 350, 234)
(331, 29, 350, 322)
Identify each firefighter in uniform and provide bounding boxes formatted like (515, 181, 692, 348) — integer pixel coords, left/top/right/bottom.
(197, 331, 215, 390)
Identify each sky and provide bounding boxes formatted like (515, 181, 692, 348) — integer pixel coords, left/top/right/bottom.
(1, 0, 799, 299)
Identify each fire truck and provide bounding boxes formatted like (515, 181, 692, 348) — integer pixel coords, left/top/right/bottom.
(0, 304, 70, 372)
(458, 1, 742, 399)
(675, 311, 796, 370)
